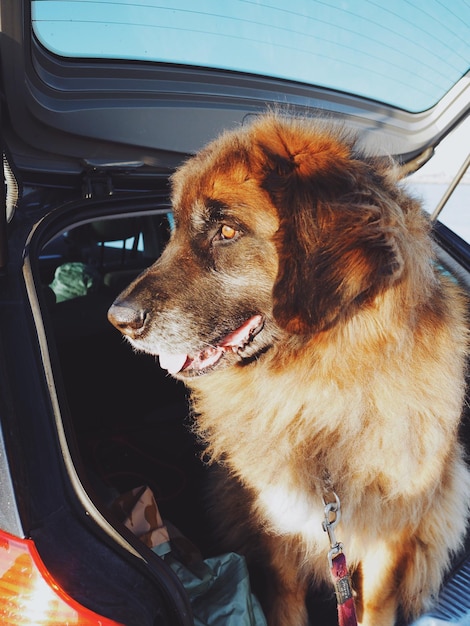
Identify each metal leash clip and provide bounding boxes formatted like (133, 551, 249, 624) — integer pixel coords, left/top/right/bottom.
(322, 492, 358, 625)
(322, 491, 343, 568)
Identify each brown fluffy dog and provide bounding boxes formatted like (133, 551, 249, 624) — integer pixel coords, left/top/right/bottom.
(108, 113, 470, 626)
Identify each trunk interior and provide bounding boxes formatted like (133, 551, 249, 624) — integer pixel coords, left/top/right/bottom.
(35, 199, 470, 626)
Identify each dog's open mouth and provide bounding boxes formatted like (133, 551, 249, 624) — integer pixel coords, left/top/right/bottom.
(158, 315, 264, 376)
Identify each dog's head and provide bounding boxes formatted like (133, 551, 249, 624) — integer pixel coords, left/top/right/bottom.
(108, 113, 420, 378)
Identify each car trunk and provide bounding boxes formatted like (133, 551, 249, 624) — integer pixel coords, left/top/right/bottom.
(20, 177, 469, 626)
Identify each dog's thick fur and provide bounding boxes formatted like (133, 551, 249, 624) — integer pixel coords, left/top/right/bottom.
(108, 113, 470, 626)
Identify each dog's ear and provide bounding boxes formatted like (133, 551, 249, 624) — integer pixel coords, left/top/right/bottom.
(251, 117, 405, 334)
(273, 203, 405, 334)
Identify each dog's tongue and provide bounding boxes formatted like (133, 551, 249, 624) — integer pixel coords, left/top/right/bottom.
(158, 347, 224, 375)
(158, 352, 189, 375)
(158, 315, 263, 375)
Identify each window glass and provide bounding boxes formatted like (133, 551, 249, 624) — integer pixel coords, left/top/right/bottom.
(39, 215, 171, 302)
(31, 0, 470, 112)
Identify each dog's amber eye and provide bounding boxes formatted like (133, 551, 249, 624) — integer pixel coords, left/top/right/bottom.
(220, 225, 238, 240)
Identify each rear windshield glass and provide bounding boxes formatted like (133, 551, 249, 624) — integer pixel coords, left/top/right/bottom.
(31, 0, 470, 113)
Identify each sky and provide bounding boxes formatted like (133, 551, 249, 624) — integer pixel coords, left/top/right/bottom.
(413, 114, 470, 181)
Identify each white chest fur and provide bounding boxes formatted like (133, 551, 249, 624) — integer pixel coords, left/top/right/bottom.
(259, 483, 328, 547)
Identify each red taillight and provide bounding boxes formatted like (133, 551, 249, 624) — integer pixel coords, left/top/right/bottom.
(0, 529, 124, 625)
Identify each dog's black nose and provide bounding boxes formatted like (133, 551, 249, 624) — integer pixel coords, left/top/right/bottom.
(108, 302, 147, 337)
